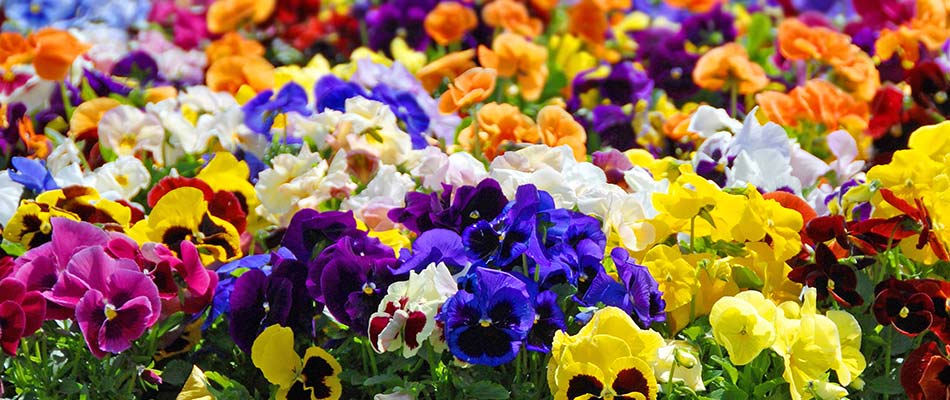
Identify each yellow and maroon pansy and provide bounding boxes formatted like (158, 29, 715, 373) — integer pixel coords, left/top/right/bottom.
(128, 187, 242, 265)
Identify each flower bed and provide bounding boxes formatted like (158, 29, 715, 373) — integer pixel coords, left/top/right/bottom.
(0, 0, 947, 399)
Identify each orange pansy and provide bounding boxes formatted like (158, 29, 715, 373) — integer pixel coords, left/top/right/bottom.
(417, 49, 477, 92)
(69, 98, 122, 140)
(692, 43, 769, 94)
(483, 0, 543, 37)
(425, 2, 479, 46)
(438, 67, 497, 114)
(28, 28, 90, 81)
(0, 32, 34, 70)
(755, 79, 869, 132)
(206, 32, 266, 64)
(537, 105, 587, 161)
(663, 0, 722, 12)
(478, 32, 549, 101)
(17, 116, 51, 159)
(207, 0, 276, 34)
(458, 102, 539, 160)
(206, 55, 275, 94)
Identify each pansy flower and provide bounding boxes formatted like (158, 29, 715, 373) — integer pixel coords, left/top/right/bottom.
(128, 187, 242, 265)
(251, 325, 342, 400)
(526, 290, 566, 354)
(0, 277, 46, 355)
(3, 186, 132, 248)
(788, 243, 863, 307)
(368, 262, 457, 357)
(462, 184, 552, 269)
(439, 268, 534, 366)
(228, 251, 313, 353)
(547, 307, 662, 400)
(242, 81, 311, 137)
(389, 178, 508, 236)
(65, 246, 161, 358)
(394, 229, 470, 275)
(873, 278, 935, 337)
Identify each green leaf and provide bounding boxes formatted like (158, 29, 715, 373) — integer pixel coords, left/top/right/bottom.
(80, 79, 98, 101)
(463, 381, 511, 399)
(866, 376, 904, 395)
(732, 266, 764, 290)
(363, 373, 402, 387)
(161, 360, 193, 387)
(0, 240, 26, 257)
(752, 377, 787, 398)
(711, 355, 739, 385)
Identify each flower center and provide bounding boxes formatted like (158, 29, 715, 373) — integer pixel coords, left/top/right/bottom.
(469, 210, 480, 219)
(937, 91, 948, 104)
(479, 318, 492, 327)
(899, 306, 910, 319)
(119, 135, 136, 152)
(104, 304, 118, 321)
(115, 174, 129, 186)
(30, 2, 41, 14)
(362, 282, 376, 295)
(670, 67, 683, 80)
(827, 279, 835, 291)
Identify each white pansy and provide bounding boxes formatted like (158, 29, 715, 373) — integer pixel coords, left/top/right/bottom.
(255, 146, 329, 221)
(339, 97, 412, 165)
(91, 156, 151, 200)
(46, 138, 88, 187)
(726, 149, 802, 193)
(0, 171, 23, 228)
(97, 105, 166, 164)
(286, 110, 342, 151)
(368, 262, 458, 357)
(206, 107, 268, 157)
(688, 105, 742, 138)
(341, 165, 415, 230)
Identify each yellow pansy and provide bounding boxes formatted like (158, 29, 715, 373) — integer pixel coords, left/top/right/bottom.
(709, 291, 777, 365)
(730, 186, 803, 261)
(391, 37, 426, 73)
(355, 219, 411, 253)
(548, 307, 662, 399)
(196, 152, 260, 220)
(252, 325, 343, 400)
(549, 34, 598, 85)
(772, 288, 853, 400)
(128, 187, 242, 265)
(641, 245, 699, 312)
(666, 255, 739, 332)
(274, 55, 332, 101)
(176, 366, 215, 400)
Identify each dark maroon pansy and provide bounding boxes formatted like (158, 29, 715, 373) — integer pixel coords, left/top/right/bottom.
(873, 278, 935, 337)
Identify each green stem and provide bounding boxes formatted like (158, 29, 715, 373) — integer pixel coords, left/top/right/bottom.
(883, 326, 893, 400)
(666, 359, 677, 398)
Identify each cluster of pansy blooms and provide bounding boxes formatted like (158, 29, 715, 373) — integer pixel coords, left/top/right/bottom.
(5, 0, 950, 399)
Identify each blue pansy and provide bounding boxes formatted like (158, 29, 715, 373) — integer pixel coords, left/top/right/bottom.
(242, 82, 311, 136)
(9, 157, 58, 193)
(371, 84, 430, 148)
(439, 267, 535, 366)
(73, 0, 151, 29)
(314, 75, 368, 112)
(3, 0, 79, 31)
(526, 290, 566, 353)
(462, 184, 553, 269)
